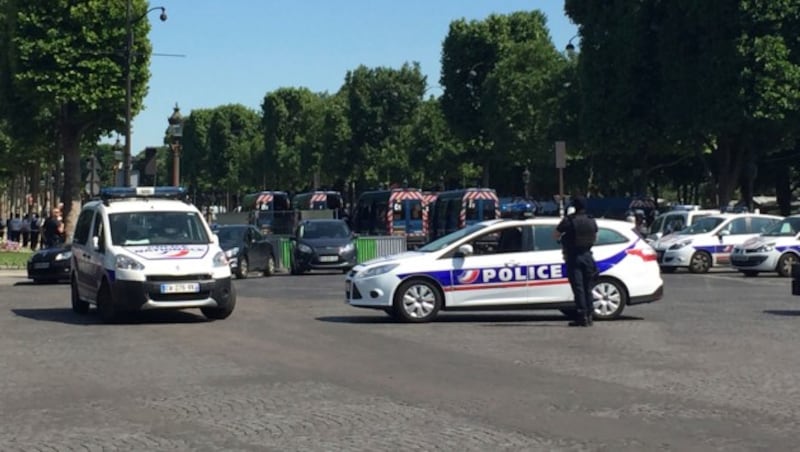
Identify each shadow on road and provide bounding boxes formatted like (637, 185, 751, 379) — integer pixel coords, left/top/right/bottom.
(11, 308, 209, 325)
(317, 313, 645, 325)
(763, 309, 800, 317)
(13, 280, 69, 287)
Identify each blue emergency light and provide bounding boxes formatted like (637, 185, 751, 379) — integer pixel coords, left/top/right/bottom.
(100, 186, 188, 203)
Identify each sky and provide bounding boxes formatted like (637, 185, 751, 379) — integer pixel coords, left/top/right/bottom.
(122, 0, 577, 155)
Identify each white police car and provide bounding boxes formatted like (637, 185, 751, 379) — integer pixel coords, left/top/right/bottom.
(730, 215, 800, 277)
(70, 187, 236, 323)
(345, 218, 663, 323)
(652, 213, 782, 273)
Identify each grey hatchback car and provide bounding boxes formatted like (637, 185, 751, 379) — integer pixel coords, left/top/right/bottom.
(290, 219, 357, 274)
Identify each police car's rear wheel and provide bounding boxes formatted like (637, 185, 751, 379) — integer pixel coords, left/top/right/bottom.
(689, 251, 712, 274)
(592, 277, 627, 320)
(777, 253, 798, 277)
(70, 275, 89, 314)
(393, 278, 441, 323)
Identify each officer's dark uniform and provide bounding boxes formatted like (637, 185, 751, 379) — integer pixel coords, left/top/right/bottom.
(555, 197, 598, 327)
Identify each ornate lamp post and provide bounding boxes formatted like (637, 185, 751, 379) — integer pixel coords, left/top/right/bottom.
(123, 3, 167, 187)
(167, 103, 184, 187)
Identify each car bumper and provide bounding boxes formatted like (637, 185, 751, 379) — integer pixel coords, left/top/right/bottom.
(629, 284, 664, 305)
(655, 248, 693, 267)
(730, 252, 777, 271)
(346, 273, 397, 308)
(296, 253, 357, 271)
(27, 260, 71, 282)
(110, 276, 235, 311)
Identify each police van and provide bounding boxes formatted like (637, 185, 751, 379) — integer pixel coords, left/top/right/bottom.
(345, 217, 663, 323)
(70, 187, 236, 322)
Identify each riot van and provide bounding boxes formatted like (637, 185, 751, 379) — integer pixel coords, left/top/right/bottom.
(429, 188, 500, 239)
(241, 190, 294, 235)
(352, 188, 427, 248)
(291, 190, 345, 219)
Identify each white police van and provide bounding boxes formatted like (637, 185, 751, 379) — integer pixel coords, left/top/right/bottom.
(652, 213, 782, 273)
(730, 215, 800, 277)
(70, 187, 236, 322)
(345, 217, 663, 323)
(645, 206, 720, 244)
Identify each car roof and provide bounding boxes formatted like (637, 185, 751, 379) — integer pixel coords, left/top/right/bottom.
(85, 198, 199, 214)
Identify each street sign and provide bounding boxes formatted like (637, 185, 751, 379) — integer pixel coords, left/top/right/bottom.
(85, 181, 100, 196)
(555, 141, 567, 169)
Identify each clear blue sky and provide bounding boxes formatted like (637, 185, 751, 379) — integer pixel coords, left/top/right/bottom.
(123, 0, 577, 155)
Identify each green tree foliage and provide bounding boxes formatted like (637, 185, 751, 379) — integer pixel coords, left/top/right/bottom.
(180, 109, 214, 198)
(440, 11, 569, 191)
(207, 104, 263, 199)
(0, 0, 155, 240)
(342, 63, 426, 188)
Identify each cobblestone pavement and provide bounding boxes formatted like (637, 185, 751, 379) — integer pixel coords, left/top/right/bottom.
(0, 269, 798, 451)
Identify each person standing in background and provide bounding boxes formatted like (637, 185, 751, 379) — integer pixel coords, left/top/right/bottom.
(42, 208, 63, 248)
(29, 213, 41, 251)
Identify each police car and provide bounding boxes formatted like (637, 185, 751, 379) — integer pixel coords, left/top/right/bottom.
(730, 215, 800, 277)
(70, 187, 236, 323)
(652, 213, 782, 273)
(345, 218, 663, 323)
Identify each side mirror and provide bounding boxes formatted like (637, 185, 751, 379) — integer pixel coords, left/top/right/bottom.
(718, 229, 730, 237)
(455, 243, 474, 257)
(92, 236, 100, 251)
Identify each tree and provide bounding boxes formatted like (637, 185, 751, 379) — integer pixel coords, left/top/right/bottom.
(207, 104, 263, 206)
(0, 0, 156, 241)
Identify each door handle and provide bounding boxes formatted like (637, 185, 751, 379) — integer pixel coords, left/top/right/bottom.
(505, 260, 519, 267)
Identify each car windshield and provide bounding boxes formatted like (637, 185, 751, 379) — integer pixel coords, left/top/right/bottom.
(299, 221, 350, 239)
(649, 215, 664, 233)
(680, 217, 725, 235)
(215, 226, 246, 247)
(762, 217, 800, 237)
(110, 211, 209, 246)
(418, 223, 489, 252)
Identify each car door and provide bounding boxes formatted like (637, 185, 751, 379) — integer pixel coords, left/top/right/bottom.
(715, 217, 749, 265)
(446, 224, 532, 307)
(72, 208, 95, 297)
(527, 223, 572, 303)
(84, 211, 109, 301)
(247, 226, 269, 270)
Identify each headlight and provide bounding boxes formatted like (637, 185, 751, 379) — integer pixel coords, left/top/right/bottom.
(356, 263, 399, 279)
(297, 243, 313, 254)
(213, 251, 228, 267)
(54, 251, 72, 261)
(755, 244, 774, 252)
(225, 247, 239, 258)
(340, 243, 355, 254)
(669, 240, 692, 250)
(115, 254, 144, 271)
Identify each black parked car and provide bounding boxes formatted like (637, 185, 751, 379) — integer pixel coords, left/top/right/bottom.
(27, 244, 72, 283)
(291, 219, 357, 275)
(214, 224, 276, 279)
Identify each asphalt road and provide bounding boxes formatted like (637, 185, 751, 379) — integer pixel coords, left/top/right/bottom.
(0, 268, 797, 451)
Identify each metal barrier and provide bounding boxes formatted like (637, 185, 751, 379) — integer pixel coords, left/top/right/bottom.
(264, 235, 293, 271)
(355, 236, 407, 263)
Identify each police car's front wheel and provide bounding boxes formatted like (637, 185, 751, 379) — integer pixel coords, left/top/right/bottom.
(689, 251, 712, 273)
(393, 278, 442, 323)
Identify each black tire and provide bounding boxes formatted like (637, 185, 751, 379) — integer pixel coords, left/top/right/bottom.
(659, 266, 677, 274)
(290, 257, 303, 275)
(236, 256, 249, 279)
(741, 270, 759, 278)
(688, 251, 712, 274)
(591, 277, 627, 320)
(777, 253, 798, 277)
(201, 291, 236, 320)
(262, 254, 275, 277)
(70, 276, 89, 314)
(96, 282, 121, 323)
(392, 278, 442, 323)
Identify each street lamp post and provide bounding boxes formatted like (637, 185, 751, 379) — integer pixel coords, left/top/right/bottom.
(522, 167, 530, 199)
(123, 2, 167, 187)
(167, 103, 184, 187)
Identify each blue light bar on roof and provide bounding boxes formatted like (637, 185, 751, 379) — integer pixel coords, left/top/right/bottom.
(100, 186, 187, 200)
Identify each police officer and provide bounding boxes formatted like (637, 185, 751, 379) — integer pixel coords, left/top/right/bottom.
(553, 196, 598, 327)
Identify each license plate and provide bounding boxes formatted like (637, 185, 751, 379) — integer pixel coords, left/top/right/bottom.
(33, 262, 50, 269)
(319, 255, 338, 263)
(160, 283, 200, 294)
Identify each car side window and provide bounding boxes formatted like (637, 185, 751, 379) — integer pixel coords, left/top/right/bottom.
(91, 213, 106, 253)
(532, 225, 561, 251)
(750, 217, 778, 233)
(73, 209, 94, 245)
(468, 226, 527, 255)
(728, 218, 748, 235)
(595, 228, 628, 246)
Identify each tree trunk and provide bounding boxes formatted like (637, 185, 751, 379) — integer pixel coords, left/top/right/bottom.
(714, 135, 745, 210)
(775, 163, 792, 216)
(59, 122, 83, 244)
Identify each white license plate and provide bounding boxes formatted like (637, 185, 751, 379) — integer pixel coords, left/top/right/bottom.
(319, 256, 338, 263)
(33, 262, 50, 269)
(160, 283, 200, 294)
